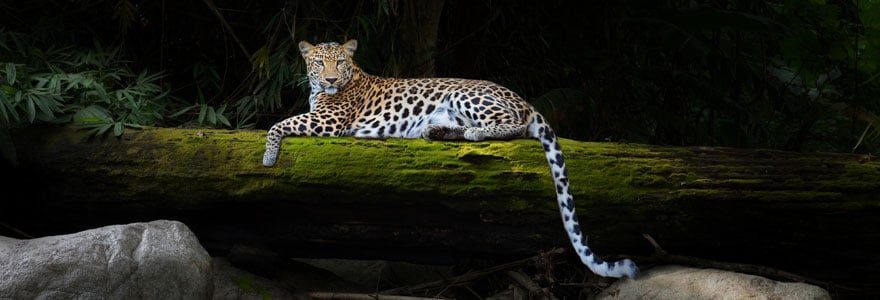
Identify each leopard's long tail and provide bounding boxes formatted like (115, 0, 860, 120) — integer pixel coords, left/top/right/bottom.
(527, 113, 638, 278)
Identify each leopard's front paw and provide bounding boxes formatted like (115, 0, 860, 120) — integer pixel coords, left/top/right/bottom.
(262, 151, 277, 167)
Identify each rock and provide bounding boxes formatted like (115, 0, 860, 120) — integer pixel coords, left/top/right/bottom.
(0, 220, 212, 299)
(211, 257, 304, 300)
(596, 265, 831, 300)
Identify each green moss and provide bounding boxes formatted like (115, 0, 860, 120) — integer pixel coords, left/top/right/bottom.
(822, 163, 880, 191)
(506, 197, 537, 211)
(29, 126, 878, 216)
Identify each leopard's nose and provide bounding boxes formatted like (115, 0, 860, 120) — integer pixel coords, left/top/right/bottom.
(326, 77, 338, 84)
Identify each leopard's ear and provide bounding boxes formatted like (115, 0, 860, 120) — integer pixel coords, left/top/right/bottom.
(342, 39, 358, 56)
(298, 41, 314, 57)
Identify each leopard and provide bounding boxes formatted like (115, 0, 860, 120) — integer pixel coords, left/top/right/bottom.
(262, 39, 638, 278)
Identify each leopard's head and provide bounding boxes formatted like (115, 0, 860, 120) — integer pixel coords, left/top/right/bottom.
(298, 39, 358, 95)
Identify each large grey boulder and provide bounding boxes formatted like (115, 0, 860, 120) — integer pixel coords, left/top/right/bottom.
(596, 265, 831, 300)
(0, 220, 212, 299)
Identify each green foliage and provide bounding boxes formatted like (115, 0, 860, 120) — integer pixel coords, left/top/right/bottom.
(233, 0, 403, 123)
(481, 0, 880, 152)
(0, 28, 240, 136)
(767, 0, 880, 151)
(2, 0, 878, 153)
(0, 33, 168, 136)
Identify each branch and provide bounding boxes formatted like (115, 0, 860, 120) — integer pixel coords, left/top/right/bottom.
(380, 248, 565, 296)
(506, 271, 551, 300)
(309, 293, 442, 300)
(8, 127, 879, 294)
(201, 0, 250, 58)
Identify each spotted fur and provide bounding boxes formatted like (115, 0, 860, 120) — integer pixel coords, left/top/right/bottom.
(263, 40, 638, 278)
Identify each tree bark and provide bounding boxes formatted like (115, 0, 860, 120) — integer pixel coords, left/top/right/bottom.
(396, 0, 444, 77)
(3, 126, 879, 287)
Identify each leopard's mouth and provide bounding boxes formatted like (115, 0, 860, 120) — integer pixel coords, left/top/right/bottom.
(324, 86, 339, 94)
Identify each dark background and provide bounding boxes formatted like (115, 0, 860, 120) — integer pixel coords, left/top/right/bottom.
(2, 1, 880, 298)
(2, 0, 879, 153)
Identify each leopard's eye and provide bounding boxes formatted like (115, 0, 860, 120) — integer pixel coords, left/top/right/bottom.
(314, 59, 324, 65)
(337, 59, 345, 64)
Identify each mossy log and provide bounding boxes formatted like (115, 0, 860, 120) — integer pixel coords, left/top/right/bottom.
(4, 126, 880, 287)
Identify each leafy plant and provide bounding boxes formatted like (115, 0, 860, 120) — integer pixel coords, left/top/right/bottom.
(3, 0, 879, 153)
(1, 33, 168, 136)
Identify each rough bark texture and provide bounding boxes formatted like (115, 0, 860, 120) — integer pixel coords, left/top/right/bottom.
(3, 126, 880, 290)
(396, 0, 444, 77)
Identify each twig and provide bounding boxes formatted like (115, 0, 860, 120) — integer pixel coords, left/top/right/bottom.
(308, 292, 441, 300)
(557, 282, 609, 288)
(381, 248, 565, 295)
(852, 123, 871, 152)
(0, 222, 34, 239)
(463, 286, 484, 300)
(201, 0, 250, 58)
(640, 233, 666, 255)
(431, 285, 452, 299)
(640, 234, 863, 292)
(506, 271, 550, 300)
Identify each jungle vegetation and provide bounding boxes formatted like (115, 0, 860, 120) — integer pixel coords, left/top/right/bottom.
(1, 0, 879, 155)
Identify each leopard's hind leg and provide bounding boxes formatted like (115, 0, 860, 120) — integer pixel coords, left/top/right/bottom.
(423, 122, 527, 141)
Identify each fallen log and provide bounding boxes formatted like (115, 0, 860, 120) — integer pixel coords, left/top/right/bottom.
(3, 126, 879, 291)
